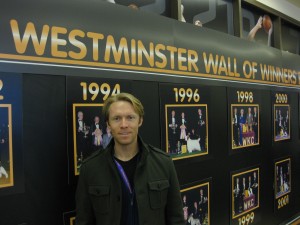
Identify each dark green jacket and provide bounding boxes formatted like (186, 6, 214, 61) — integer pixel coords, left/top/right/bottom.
(76, 137, 185, 225)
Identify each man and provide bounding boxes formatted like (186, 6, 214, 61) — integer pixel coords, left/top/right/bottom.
(168, 110, 178, 154)
(233, 177, 241, 215)
(232, 107, 239, 147)
(198, 188, 207, 224)
(76, 111, 90, 160)
(76, 93, 185, 225)
(197, 108, 206, 150)
(246, 107, 253, 132)
(253, 107, 258, 143)
(102, 126, 112, 149)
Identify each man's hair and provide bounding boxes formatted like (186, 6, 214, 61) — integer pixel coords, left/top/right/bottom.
(102, 93, 144, 122)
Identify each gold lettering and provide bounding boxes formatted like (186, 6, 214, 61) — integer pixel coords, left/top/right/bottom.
(104, 35, 130, 64)
(68, 29, 87, 60)
(137, 41, 154, 67)
(87, 32, 104, 61)
(155, 44, 167, 68)
(51, 26, 67, 58)
(177, 48, 187, 71)
(166, 46, 177, 69)
(10, 19, 49, 55)
(187, 50, 198, 72)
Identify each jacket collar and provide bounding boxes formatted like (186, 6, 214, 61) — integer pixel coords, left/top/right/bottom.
(104, 135, 149, 165)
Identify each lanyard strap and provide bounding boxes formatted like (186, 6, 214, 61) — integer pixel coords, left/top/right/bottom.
(114, 158, 133, 194)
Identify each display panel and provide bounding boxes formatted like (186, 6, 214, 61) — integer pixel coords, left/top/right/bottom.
(231, 167, 260, 225)
(160, 83, 210, 160)
(0, 72, 23, 194)
(67, 76, 132, 175)
(274, 157, 291, 211)
(181, 180, 210, 225)
(228, 88, 261, 152)
(0, 105, 13, 188)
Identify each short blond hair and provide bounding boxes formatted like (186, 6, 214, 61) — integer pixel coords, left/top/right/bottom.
(102, 93, 144, 122)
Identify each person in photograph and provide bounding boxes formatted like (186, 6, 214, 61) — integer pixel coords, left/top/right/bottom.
(253, 107, 258, 143)
(197, 108, 206, 150)
(252, 172, 258, 206)
(234, 177, 241, 215)
(239, 109, 246, 146)
(91, 116, 103, 151)
(276, 165, 280, 195)
(232, 107, 239, 147)
(179, 112, 188, 153)
(275, 109, 279, 136)
(168, 110, 178, 154)
(284, 109, 289, 136)
(76, 111, 90, 161)
(76, 93, 185, 225)
(102, 126, 112, 149)
(248, 176, 253, 196)
(246, 107, 253, 132)
(279, 166, 284, 192)
(198, 189, 208, 224)
(242, 177, 247, 199)
(191, 201, 200, 220)
(278, 109, 283, 136)
(182, 195, 189, 222)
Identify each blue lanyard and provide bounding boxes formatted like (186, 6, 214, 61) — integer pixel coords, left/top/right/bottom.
(114, 158, 133, 195)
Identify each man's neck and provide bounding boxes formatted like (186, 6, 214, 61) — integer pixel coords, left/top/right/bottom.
(114, 142, 139, 162)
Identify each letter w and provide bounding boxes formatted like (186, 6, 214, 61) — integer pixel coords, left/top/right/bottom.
(10, 19, 49, 55)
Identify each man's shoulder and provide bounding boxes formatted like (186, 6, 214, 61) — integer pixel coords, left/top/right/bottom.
(82, 149, 106, 165)
(147, 144, 170, 158)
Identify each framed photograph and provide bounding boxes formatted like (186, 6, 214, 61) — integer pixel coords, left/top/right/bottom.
(160, 83, 210, 160)
(63, 210, 76, 225)
(165, 104, 208, 160)
(228, 88, 261, 152)
(73, 104, 107, 175)
(272, 92, 291, 142)
(231, 104, 259, 149)
(274, 157, 291, 211)
(181, 180, 210, 225)
(0, 104, 13, 188)
(274, 104, 290, 141)
(231, 167, 260, 225)
(67, 76, 131, 176)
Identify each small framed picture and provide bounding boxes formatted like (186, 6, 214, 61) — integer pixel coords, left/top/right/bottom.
(181, 179, 210, 225)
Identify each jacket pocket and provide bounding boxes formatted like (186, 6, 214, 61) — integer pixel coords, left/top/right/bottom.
(88, 185, 110, 214)
(148, 180, 169, 209)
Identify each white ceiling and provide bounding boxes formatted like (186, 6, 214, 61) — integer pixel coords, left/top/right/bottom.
(255, 0, 300, 22)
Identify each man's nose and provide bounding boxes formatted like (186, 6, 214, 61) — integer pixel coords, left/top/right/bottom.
(120, 118, 128, 127)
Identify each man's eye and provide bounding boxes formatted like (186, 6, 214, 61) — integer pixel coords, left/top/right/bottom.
(128, 116, 136, 120)
(112, 117, 120, 121)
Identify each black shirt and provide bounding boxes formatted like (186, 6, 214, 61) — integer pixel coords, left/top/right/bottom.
(114, 153, 139, 225)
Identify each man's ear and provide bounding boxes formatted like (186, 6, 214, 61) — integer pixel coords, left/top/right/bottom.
(138, 117, 143, 127)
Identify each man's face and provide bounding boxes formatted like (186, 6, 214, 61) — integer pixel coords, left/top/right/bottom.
(107, 101, 142, 148)
(78, 112, 83, 120)
(172, 110, 175, 117)
(94, 116, 100, 123)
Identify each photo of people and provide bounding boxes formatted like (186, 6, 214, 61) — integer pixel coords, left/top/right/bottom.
(275, 158, 291, 199)
(274, 105, 290, 141)
(73, 104, 112, 175)
(231, 105, 259, 149)
(0, 105, 13, 188)
(181, 182, 210, 225)
(232, 168, 259, 218)
(165, 105, 208, 160)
